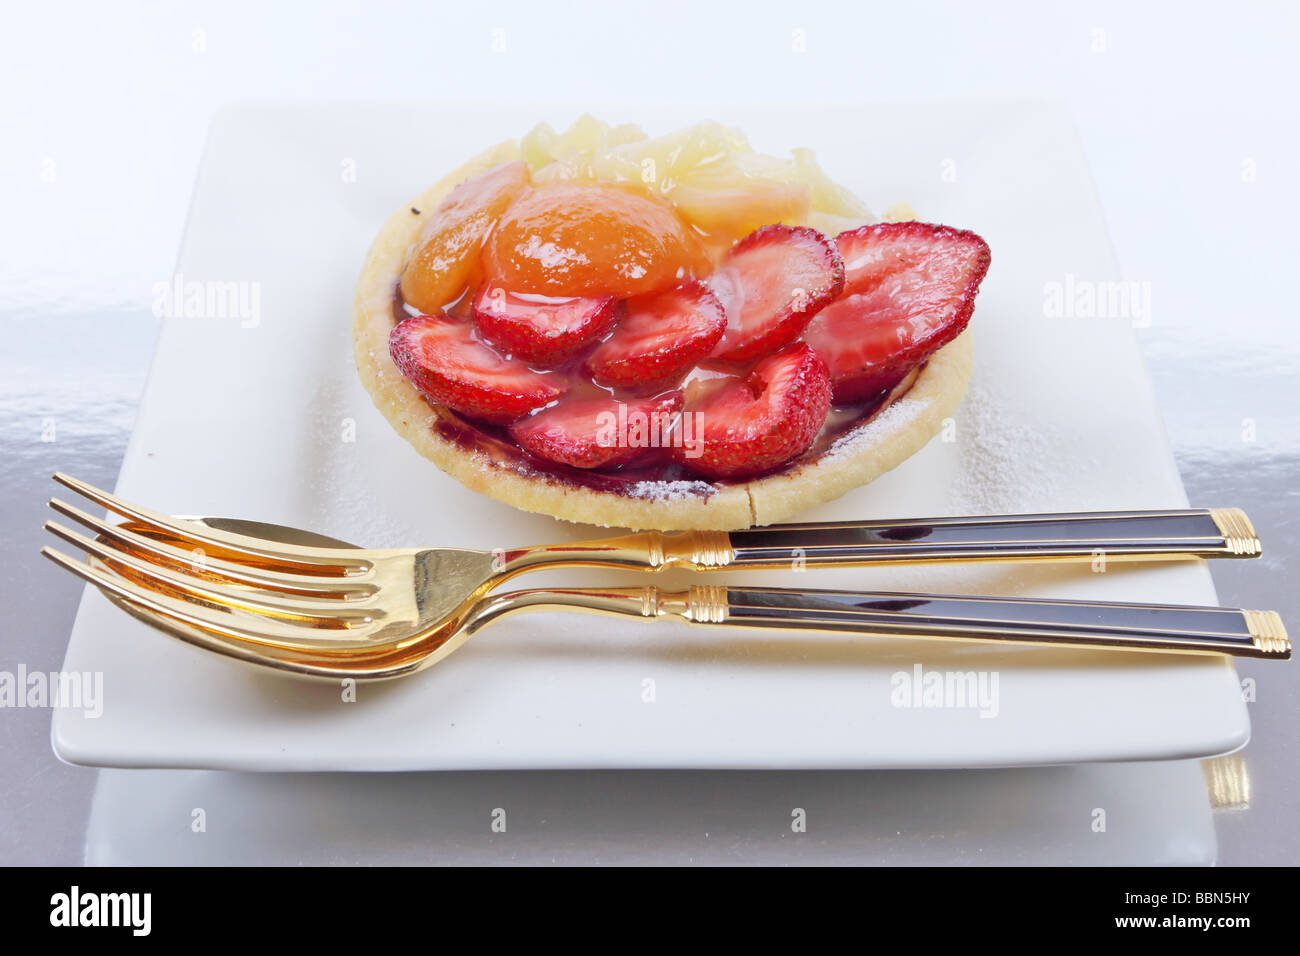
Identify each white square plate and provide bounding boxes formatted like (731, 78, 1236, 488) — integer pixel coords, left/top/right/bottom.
(53, 101, 1248, 770)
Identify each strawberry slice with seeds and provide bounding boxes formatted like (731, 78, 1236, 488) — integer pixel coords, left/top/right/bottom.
(511, 392, 684, 470)
(709, 224, 844, 363)
(389, 313, 563, 424)
(804, 221, 990, 403)
(677, 342, 832, 479)
(585, 281, 727, 389)
(473, 285, 618, 365)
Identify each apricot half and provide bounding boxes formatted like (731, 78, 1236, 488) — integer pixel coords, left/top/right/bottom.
(400, 161, 530, 315)
(483, 183, 708, 298)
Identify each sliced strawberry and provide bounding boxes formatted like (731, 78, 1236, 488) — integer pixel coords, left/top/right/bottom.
(677, 342, 831, 479)
(803, 222, 990, 403)
(511, 392, 683, 470)
(389, 313, 563, 424)
(709, 224, 844, 363)
(473, 285, 618, 365)
(585, 281, 727, 389)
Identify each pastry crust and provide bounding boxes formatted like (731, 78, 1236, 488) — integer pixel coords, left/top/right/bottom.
(353, 140, 972, 530)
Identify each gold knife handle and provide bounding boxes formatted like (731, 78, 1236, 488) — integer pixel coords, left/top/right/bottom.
(721, 509, 1260, 568)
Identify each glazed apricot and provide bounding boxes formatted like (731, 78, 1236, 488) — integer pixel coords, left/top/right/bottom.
(400, 161, 530, 315)
(483, 183, 708, 298)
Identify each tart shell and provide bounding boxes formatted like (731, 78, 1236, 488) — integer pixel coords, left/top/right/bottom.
(353, 140, 973, 530)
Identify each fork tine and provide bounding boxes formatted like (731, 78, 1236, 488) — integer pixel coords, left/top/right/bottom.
(51, 473, 372, 575)
(44, 521, 377, 628)
(48, 497, 376, 598)
(41, 546, 384, 652)
(41, 547, 391, 675)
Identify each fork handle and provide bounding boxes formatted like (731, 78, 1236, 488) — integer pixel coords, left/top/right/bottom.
(507, 509, 1260, 574)
(483, 585, 1290, 659)
(724, 509, 1260, 567)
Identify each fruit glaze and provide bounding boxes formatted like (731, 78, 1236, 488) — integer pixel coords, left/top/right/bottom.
(387, 119, 990, 493)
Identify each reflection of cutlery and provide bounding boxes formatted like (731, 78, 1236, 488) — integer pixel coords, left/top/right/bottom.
(41, 473, 1289, 680)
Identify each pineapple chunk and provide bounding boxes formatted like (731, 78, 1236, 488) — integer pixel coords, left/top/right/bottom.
(792, 148, 870, 218)
(883, 201, 918, 222)
(519, 121, 561, 171)
(805, 211, 870, 237)
(670, 169, 811, 238)
(521, 116, 873, 238)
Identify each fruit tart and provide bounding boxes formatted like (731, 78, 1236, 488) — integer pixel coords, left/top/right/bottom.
(353, 117, 989, 530)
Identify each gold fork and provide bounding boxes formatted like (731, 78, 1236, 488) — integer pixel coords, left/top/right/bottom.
(40, 474, 1289, 679)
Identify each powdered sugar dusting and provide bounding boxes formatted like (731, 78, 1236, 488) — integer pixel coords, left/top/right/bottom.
(628, 479, 715, 501)
(818, 393, 928, 463)
(949, 376, 1061, 514)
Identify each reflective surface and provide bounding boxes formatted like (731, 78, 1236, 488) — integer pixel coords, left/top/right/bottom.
(84, 762, 1216, 866)
(1, 2, 1296, 865)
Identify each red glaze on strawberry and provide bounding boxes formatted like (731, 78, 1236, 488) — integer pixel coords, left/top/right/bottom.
(473, 284, 618, 365)
(709, 224, 844, 363)
(804, 221, 990, 402)
(677, 342, 832, 479)
(510, 392, 683, 470)
(585, 281, 727, 389)
(389, 313, 563, 424)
